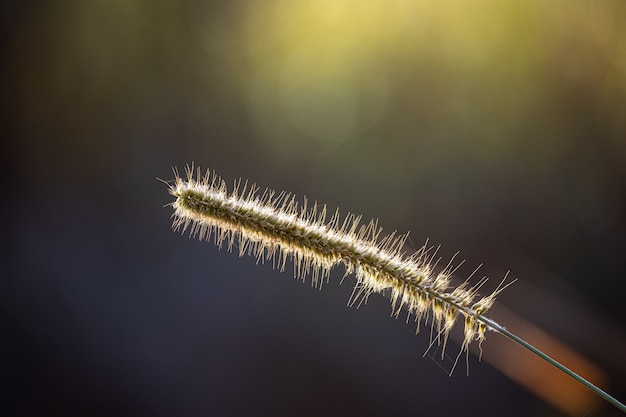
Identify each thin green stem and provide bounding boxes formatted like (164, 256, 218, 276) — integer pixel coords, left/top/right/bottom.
(477, 315, 626, 413)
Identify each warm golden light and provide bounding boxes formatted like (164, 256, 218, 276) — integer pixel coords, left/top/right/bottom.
(186, 0, 626, 156)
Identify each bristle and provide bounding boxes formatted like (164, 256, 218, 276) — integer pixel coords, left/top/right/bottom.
(167, 165, 510, 364)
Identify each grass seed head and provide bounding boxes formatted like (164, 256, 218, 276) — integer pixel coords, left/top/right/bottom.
(167, 165, 509, 363)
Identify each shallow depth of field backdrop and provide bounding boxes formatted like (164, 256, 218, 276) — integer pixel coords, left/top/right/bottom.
(4, 1, 626, 416)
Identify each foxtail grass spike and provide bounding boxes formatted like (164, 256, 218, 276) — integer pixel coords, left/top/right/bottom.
(165, 165, 507, 357)
(164, 164, 626, 413)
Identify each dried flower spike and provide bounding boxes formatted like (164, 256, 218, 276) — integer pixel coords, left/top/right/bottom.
(164, 165, 626, 412)
(166, 165, 508, 359)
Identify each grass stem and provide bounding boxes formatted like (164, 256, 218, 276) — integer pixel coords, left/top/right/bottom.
(478, 316, 626, 413)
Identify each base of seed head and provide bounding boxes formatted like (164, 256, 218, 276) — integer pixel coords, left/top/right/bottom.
(166, 165, 512, 371)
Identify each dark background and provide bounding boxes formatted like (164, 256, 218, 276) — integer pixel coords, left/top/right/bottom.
(4, 1, 626, 416)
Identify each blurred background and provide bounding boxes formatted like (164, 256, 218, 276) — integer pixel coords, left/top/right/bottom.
(4, 0, 626, 416)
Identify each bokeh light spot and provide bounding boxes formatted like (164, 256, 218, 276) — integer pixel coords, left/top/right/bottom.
(247, 38, 388, 158)
(310, 0, 415, 42)
(279, 38, 388, 143)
